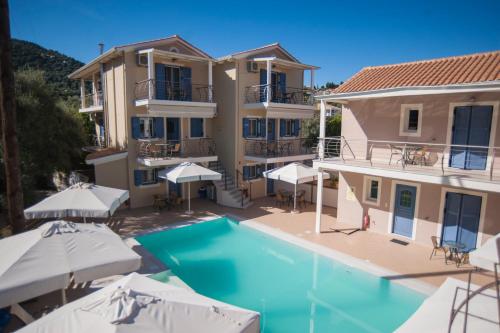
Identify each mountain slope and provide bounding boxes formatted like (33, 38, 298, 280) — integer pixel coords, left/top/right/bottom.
(11, 39, 83, 99)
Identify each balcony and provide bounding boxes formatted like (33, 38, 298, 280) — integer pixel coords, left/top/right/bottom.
(79, 92, 103, 113)
(314, 136, 500, 193)
(244, 138, 316, 163)
(136, 138, 218, 167)
(244, 84, 315, 119)
(134, 79, 217, 118)
(82, 134, 107, 152)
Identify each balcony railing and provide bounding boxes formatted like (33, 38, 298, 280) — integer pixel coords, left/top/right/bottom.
(245, 84, 314, 105)
(137, 138, 216, 159)
(82, 92, 103, 109)
(134, 79, 214, 103)
(244, 138, 313, 158)
(317, 136, 500, 181)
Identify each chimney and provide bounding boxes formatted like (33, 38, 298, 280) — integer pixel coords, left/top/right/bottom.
(98, 43, 104, 55)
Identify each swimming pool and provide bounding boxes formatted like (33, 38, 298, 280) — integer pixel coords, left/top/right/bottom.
(136, 217, 425, 333)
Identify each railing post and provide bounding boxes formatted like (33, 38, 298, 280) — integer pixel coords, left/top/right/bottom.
(402, 144, 407, 169)
(318, 100, 327, 160)
(147, 51, 154, 100)
(266, 60, 272, 103)
(441, 147, 446, 175)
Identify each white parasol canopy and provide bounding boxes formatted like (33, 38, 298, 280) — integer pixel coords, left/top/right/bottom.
(263, 162, 330, 212)
(395, 278, 498, 332)
(469, 233, 500, 272)
(0, 221, 141, 309)
(158, 162, 221, 214)
(24, 183, 129, 220)
(18, 272, 260, 333)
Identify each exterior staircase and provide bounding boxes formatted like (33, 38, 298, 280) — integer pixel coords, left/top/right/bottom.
(208, 161, 252, 209)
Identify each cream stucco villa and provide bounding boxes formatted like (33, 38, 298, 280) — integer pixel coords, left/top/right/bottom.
(69, 35, 318, 208)
(314, 51, 500, 250)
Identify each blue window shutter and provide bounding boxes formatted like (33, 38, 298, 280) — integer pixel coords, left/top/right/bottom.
(458, 194, 481, 251)
(243, 118, 250, 138)
(243, 166, 249, 180)
(191, 118, 204, 137)
(134, 170, 143, 186)
(466, 105, 493, 170)
(154, 118, 164, 138)
(279, 119, 285, 137)
(155, 64, 166, 100)
(131, 117, 141, 139)
(180, 67, 192, 101)
(278, 73, 286, 96)
(294, 119, 300, 136)
(259, 69, 267, 102)
(259, 118, 266, 137)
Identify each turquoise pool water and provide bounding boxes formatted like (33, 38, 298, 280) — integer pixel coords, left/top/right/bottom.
(136, 217, 425, 333)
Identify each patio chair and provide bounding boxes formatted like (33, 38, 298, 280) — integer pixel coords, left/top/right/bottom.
(169, 143, 181, 157)
(297, 191, 307, 209)
(388, 144, 404, 165)
(410, 147, 428, 166)
(153, 194, 168, 211)
(429, 236, 448, 262)
(275, 191, 288, 208)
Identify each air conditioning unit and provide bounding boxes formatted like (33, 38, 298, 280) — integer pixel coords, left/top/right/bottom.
(246, 61, 258, 73)
(136, 53, 148, 67)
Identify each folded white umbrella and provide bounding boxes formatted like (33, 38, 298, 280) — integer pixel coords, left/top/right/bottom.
(395, 278, 498, 333)
(158, 162, 221, 214)
(24, 183, 129, 220)
(0, 221, 141, 309)
(469, 233, 500, 272)
(263, 162, 330, 212)
(18, 272, 260, 333)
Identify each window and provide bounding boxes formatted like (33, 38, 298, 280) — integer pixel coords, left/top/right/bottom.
(139, 117, 155, 139)
(134, 169, 159, 187)
(363, 176, 381, 206)
(280, 119, 300, 137)
(243, 118, 265, 138)
(190, 118, 204, 138)
(243, 164, 264, 180)
(399, 104, 422, 136)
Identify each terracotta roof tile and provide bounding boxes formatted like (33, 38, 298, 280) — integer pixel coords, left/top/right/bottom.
(333, 51, 500, 94)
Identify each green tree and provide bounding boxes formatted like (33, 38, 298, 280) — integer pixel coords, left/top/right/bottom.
(0, 70, 86, 206)
(302, 113, 342, 148)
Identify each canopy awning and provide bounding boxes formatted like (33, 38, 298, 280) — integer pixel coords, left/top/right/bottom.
(18, 273, 260, 333)
(469, 233, 500, 271)
(0, 221, 141, 309)
(24, 183, 129, 219)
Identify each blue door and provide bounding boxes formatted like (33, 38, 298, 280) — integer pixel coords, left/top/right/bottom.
(441, 192, 481, 252)
(267, 163, 275, 195)
(166, 118, 180, 143)
(267, 119, 276, 141)
(450, 105, 493, 170)
(393, 185, 417, 238)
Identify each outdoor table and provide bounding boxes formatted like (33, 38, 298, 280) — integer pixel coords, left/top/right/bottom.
(443, 241, 467, 267)
(394, 145, 424, 166)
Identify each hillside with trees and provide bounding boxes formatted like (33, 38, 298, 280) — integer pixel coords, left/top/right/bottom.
(0, 39, 90, 210)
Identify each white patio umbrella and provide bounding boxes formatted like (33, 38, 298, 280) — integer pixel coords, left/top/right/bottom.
(469, 233, 500, 272)
(24, 182, 129, 222)
(263, 162, 330, 213)
(158, 162, 221, 215)
(18, 272, 260, 333)
(0, 221, 141, 322)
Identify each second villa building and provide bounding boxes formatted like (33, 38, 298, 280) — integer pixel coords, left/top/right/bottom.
(70, 35, 318, 208)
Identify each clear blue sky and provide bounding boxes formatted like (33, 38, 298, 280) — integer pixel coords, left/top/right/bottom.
(9, 0, 500, 85)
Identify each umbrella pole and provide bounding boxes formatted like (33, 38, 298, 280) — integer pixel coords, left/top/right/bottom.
(186, 182, 193, 215)
(292, 182, 299, 214)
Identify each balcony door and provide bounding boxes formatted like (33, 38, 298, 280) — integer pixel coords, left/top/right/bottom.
(449, 105, 493, 170)
(259, 70, 286, 102)
(166, 118, 180, 144)
(441, 192, 481, 252)
(155, 64, 191, 101)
